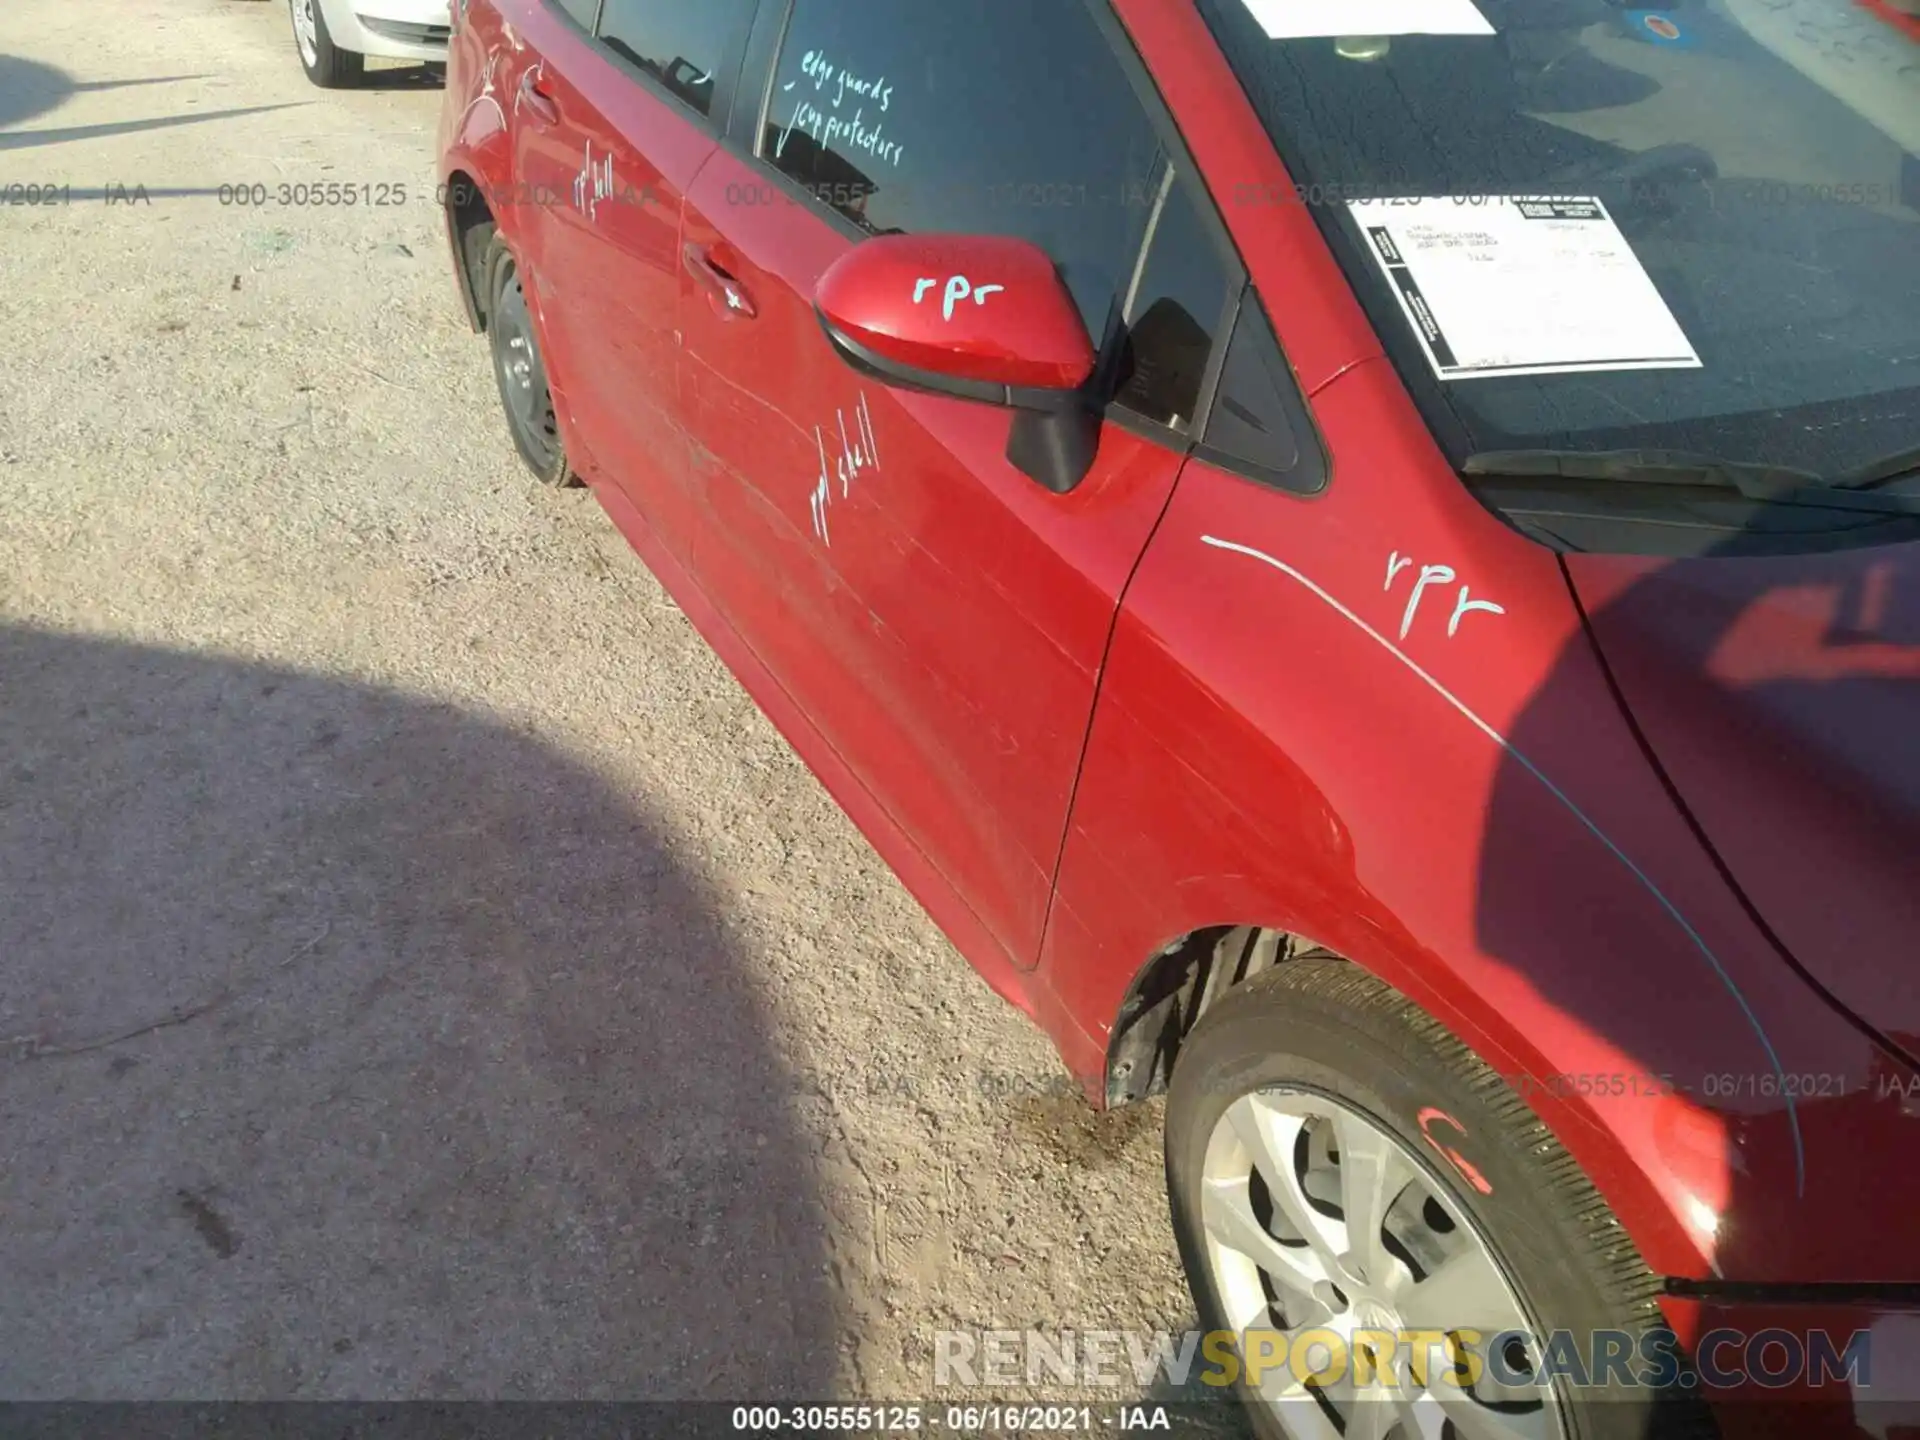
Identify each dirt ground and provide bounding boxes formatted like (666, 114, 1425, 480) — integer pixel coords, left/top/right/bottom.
(0, 0, 1225, 1410)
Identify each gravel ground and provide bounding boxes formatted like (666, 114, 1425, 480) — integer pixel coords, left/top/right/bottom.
(0, 0, 1220, 1409)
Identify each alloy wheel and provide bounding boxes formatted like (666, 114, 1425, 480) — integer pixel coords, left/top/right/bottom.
(1200, 1087, 1568, 1440)
(292, 0, 319, 67)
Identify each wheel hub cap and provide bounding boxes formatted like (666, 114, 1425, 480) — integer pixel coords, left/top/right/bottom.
(1199, 1088, 1566, 1440)
(293, 0, 319, 64)
(494, 276, 556, 465)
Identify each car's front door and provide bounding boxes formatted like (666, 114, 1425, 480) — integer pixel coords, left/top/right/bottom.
(673, 0, 1238, 974)
(507, 0, 754, 530)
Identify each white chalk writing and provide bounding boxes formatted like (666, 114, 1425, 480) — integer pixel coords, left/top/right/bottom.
(799, 48, 893, 112)
(809, 392, 881, 548)
(915, 275, 1005, 320)
(1385, 550, 1505, 640)
(573, 139, 614, 222)
(776, 47, 905, 169)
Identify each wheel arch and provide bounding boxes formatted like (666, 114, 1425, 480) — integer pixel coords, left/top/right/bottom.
(1094, 918, 1720, 1285)
(442, 170, 496, 334)
(1104, 923, 1347, 1107)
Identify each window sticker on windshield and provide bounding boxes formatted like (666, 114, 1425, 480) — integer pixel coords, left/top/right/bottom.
(1240, 0, 1493, 39)
(1346, 196, 1702, 381)
(1619, 10, 1696, 47)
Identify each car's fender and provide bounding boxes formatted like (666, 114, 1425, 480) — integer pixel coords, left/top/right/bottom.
(1030, 356, 1914, 1290)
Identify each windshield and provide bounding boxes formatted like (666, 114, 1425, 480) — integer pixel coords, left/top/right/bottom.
(1195, 0, 1920, 480)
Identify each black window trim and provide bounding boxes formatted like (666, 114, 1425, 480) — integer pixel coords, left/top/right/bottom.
(1193, 282, 1333, 497)
(562, 0, 756, 136)
(718, 0, 1323, 489)
(1102, 156, 1240, 446)
(1079, 0, 1244, 443)
(730, 0, 790, 161)
(1085, 0, 1329, 490)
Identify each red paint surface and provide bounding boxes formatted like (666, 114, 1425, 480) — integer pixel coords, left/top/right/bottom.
(1858, 0, 1920, 41)
(441, 2, 1920, 1416)
(815, 234, 1096, 390)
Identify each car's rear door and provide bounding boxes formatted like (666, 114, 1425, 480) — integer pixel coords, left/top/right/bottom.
(505, 0, 755, 530)
(672, 0, 1241, 974)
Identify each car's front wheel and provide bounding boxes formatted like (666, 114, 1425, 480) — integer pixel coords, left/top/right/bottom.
(1165, 956, 1710, 1440)
(291, 0, 364, 89)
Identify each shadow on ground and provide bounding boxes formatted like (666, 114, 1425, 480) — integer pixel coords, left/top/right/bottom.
(0, 55, 75, 130)
(0, 102, 304, 154)
(0, 58, 248, 144)
(0, 625, 833, 1399)
(355, 62, 446, 91)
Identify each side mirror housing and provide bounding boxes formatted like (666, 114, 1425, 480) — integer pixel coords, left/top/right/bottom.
(813, 234, 1102, 493)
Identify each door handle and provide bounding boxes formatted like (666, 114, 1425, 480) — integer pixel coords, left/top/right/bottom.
(518, 65, 560, 126)
(682, 242, 757, 320)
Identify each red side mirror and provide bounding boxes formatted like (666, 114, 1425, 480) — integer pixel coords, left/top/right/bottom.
(813, 234, 1097, 398)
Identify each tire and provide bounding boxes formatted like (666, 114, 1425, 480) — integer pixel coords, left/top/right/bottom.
(1164, 957, 1714, 1440)
(483, 235, 577, 488)
(291, 0, 364, 89)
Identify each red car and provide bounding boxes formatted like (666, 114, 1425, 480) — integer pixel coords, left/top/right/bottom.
(437, 0, 1920, 1434)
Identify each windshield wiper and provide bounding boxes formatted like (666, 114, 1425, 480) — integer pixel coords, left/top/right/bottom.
(1461, 448, 1920, 517)
(1830, 443, 1920, 492)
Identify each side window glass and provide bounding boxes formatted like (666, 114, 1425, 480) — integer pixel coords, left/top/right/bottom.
(595, 0, 755, 118)
(551, 0, 598, 28)
(761, 0, 1163, 338)
(1199, 293, 1326, 494)
(1111, 173, 1231, 431)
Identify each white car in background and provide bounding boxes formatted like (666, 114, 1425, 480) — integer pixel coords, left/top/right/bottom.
(289, 0, 450, 88)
